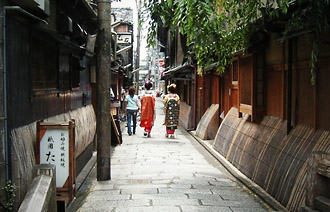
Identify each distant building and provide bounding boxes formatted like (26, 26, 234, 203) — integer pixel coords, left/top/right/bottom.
(112, 8, 133, 23)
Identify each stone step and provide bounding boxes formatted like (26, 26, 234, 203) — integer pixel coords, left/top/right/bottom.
(315, 196, 330, 212)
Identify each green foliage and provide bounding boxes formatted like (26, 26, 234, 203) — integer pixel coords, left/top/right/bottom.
(145, 0, 330, 84)
(281, 0, 330, 85)
(1, 180, 17, 212)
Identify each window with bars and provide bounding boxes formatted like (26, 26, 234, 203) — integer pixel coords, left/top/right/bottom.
(31, 33, 58, 90)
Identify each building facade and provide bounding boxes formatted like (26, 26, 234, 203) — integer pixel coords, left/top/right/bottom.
(1, 0, 99, 209)
(159, 2, 330, 211)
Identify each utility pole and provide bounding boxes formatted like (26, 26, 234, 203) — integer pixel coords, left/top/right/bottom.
(0, 0, 8, 202)
(96, 0, 111, 181)
(135, 0, 141, 93)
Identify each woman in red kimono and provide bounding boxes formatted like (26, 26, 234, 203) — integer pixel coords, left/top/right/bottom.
(163, 84, 180, 139)
(140, 81, 155, 137)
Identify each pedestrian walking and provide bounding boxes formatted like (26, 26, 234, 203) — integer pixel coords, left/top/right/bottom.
(163, 83, 180, 138)
(140, 81, 155, 137)
(124, 86, 141, 136)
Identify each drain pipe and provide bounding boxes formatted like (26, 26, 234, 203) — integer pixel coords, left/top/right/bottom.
(2, 2, 10, 181)
(287, 39, 293, 135)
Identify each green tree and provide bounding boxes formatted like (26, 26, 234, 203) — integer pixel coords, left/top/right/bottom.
(145, 0, 330, 84)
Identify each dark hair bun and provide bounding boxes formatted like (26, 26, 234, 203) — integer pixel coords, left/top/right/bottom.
(145, 81, 152, 89)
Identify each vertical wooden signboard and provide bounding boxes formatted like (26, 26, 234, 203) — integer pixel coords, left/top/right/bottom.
(36, 120, 76, 201)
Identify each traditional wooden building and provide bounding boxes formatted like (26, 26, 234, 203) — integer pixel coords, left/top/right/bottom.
(161, 33, 221, 137)
(110, 19, 134, 145)
(0, 0, 99, 209)
(213, 29, 330, 211)
(159, 2, 330, 211)
(111, 20, 133, 97)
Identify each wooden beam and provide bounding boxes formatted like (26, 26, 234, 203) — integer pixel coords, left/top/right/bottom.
(239, 103, 252, 115)
(317, 159, 330, 178)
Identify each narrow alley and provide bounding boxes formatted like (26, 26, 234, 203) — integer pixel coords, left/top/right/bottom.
(71, 97, 274, 212)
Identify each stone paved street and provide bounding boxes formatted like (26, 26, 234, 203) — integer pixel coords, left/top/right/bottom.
(74, 97, 273, 212)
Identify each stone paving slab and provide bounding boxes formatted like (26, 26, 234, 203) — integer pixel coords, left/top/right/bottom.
(82, 199, 150, 208)
(74, 98, 273, 212)
(158, 188, 213, 194)
(230, 208, 271, 212)
(131, 193, 188, 200)
(181, 205, 233, 212)
(114, 206, 181, 212)
(152, 199, 200, 206)
(85, 193, 130, 201)
(120, 188, 158, 194)
(201, 199, 264, 207)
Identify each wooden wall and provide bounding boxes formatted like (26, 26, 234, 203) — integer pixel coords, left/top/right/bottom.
(222, 71, 232, 116)
(176, 31, 185, 66)
(196, 72, 221, 127)
(213, 107, 330, 211)
(11, 105, 96, 207)
(263, 33, 330, 131)
(294, 59, 330, 131)
(221, 61, 240, 117)
(239, 57, 252, 105)
(196, 76, 204, 123)
(316, 60, 330, 130)
(213, 31, 330, 212)
(7, 13, 95, 207)
(211, 75, 220, 104)
(7, 15, 92, 131)
(265, 65, 285, 118)
(296, 62, 315, 127)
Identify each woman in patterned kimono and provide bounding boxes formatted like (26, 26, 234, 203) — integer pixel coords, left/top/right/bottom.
(140, 81, 155, 137)
(163, 84, 180, 139)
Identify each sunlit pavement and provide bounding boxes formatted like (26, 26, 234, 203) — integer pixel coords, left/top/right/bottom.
(71, 97, 274, 212)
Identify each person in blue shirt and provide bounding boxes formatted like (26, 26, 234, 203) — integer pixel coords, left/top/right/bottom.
(124, 86, 141, 136)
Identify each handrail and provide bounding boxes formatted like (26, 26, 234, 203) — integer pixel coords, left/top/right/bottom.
(18, 165, 57, 212)
(18, 175, 53, 212)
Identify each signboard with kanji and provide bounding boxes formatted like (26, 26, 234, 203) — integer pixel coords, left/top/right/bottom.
(36, 120, 76, 201)
(117, 33, 132, 44)
(39, 129, 69, 187)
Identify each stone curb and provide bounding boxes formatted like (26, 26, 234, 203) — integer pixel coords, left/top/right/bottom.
(188, 131, 289, 212)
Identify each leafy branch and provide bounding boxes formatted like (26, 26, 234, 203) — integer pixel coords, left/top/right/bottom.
(145, 0, 329, 84)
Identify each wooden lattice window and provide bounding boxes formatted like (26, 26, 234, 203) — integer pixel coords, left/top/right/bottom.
(31, 32, 58, 90)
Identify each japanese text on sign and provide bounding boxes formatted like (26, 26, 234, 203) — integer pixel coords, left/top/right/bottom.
(40, 129, 69, 187)
(117, 34, 132, 44)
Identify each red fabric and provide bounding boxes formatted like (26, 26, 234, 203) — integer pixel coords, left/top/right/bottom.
(144, 126, 152, 133)
(140, 94, 155, 128)
(166, 129, 175, 134)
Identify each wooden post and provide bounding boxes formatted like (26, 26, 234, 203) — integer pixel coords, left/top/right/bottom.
(96, 0, 111, 181)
